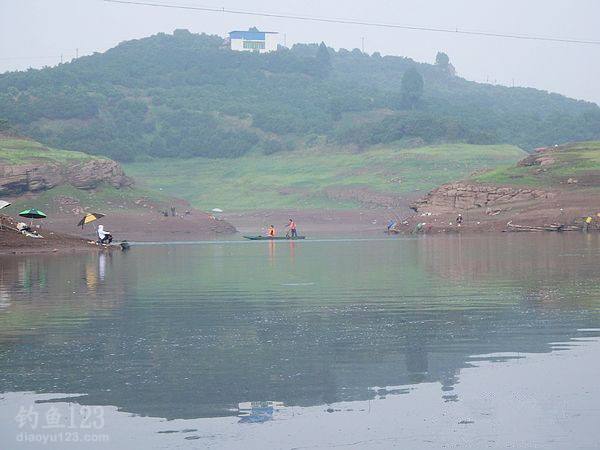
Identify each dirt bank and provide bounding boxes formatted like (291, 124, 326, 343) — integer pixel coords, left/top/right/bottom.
(222, 207, 413, 236)
(1, 205, 237, 254)
(0, 215, 99, 254)
(3, 191, 237, 244)
(37, 208, 237, 243)
(401, 184, 599, 234)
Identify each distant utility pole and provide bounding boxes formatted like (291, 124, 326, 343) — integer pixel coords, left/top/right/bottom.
(361, 36, 365, 53)
(512, 78, 515, 87)
(283, 34, 287, 47)
(76, 48, 79, 58)
(60, 53, 63, 64)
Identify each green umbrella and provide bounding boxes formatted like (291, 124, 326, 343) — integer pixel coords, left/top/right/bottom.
(19, 208, 47, 219)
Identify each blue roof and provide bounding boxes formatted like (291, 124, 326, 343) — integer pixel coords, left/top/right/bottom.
(229, 30, 277, 40)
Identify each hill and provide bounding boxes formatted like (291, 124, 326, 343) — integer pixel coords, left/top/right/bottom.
(126, 143, 526, 211)
(408, 141, 600, 232)
(0, 136, 236, 241)
(472, 141, 600, 188)
(0, 30, 599, 162)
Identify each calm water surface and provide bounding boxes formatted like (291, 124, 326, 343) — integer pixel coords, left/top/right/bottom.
(1, 234, 600, 449)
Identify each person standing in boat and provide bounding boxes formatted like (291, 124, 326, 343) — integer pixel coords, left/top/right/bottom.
(267, 225, 276, 237)
(286, 219, 298, 238)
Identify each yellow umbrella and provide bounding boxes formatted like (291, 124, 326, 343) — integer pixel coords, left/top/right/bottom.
(77, 213, 105, 228)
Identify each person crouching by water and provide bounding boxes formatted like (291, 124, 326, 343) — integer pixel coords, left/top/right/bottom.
(268, 225, 276, 237)
(97, 224, 113, 245)
(286, 219, 298, 238)
(456, 214, 463, 227)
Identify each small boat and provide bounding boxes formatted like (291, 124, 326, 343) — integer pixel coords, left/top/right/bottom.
(243, 236, 306, 241)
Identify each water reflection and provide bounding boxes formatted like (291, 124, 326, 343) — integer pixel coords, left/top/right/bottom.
(0, 235, 599, 422)
(237, 401, 284, 424)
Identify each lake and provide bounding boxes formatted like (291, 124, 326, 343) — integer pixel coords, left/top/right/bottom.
(1, 234, 600, 449)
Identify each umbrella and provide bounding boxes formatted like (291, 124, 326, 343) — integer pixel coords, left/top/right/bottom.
(212, 208, 223, 213)
(0, 201, 10, 230)
(19, 208, 47, 229)
(77, 212, 105, 228)
(19, 208, 47, 219)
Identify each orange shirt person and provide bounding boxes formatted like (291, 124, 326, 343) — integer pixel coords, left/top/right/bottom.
(268, 225, 276, 237)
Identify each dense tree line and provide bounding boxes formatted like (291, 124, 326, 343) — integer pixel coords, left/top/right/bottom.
(0, 118, 9, 133)
(0, 29, 599, 161)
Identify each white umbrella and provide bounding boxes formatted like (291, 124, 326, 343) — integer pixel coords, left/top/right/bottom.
(212, 208, 223, 213)
(0, 200, 10, 230)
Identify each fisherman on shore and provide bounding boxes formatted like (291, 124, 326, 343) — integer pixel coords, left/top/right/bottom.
(456, 214, 463, 227)
(97, 224, 113, 245)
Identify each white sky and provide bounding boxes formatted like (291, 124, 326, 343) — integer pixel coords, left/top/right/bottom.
(1, 0, 599, 105)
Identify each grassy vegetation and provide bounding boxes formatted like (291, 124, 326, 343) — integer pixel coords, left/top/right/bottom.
(0, 137, 98, 164)
(7, 184, 171, 215)
(126, 144, 526, 211)
(473, 141, 600, 189)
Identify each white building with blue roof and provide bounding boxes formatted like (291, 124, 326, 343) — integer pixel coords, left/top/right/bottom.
(229, 27, 279, 53)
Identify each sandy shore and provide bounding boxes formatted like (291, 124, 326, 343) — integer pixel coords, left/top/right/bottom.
(0, 207, 238, 254)
(10, 195, 589, 255)
(0, 207, 414, 254)
(0, 216, 99, 255)
(44, 210, 236, 243)
(221, 208, 412, 237)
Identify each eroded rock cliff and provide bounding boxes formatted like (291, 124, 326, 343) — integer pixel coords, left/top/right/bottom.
(0, 158, 133, 195)
(410, 182, 553, 212)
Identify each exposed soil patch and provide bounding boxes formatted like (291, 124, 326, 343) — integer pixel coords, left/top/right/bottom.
(401, 187, 600, 234)
(322, 186, 408, 208)
(222, 208, 413, 236)
(0, 215, 96, 255)
(38, 208, 236, 243)
(3, 190, 238, 246)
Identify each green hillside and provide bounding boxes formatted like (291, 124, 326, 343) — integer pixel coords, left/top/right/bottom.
(473, 141, 600, 189)
(0, 137, 99, 164)
(6, 184, 170, 216)
(126, 143, 526, 210)
(0, 30, 599, 162)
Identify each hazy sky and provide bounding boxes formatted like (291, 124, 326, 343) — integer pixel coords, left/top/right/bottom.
(1, 0, 599, 104)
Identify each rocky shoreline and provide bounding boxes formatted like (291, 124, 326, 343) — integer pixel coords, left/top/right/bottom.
(410, 182, 552, 213)
(397, 182, 596, 234)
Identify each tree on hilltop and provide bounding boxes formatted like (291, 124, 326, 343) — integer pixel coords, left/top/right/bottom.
(435, 52, 449, 67)
(315, 42, 332, 78)
(435, 51, 456, 75)
(401, 68, 424, 109)
(0, 118, 9, 133)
